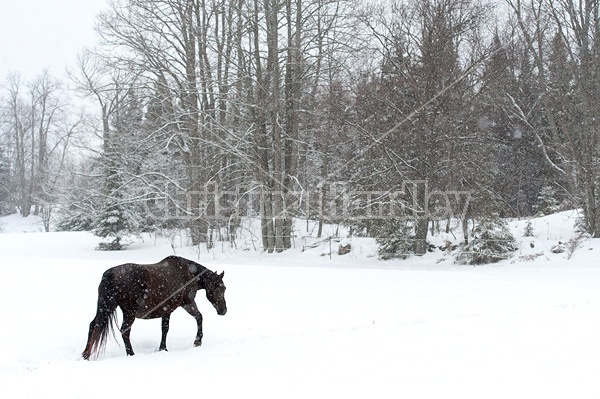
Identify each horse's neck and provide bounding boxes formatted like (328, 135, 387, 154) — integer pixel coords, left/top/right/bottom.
(196, 267, 213, 288)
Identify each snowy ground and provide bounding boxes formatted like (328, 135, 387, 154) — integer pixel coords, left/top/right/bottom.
(0, 212, 599, 398)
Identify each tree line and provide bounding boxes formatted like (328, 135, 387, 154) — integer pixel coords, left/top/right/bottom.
(0, 0, 598, 256)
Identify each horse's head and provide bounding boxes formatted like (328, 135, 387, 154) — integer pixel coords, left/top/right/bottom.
(205, 271, 227, 315)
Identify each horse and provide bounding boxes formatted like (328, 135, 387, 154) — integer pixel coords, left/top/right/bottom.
(82, 255, 227, 360)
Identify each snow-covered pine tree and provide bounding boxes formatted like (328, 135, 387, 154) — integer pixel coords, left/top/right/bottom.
(93, 152, 138, 250)
(90, 77, 145, 250)
(456, 215, 518, 265)
(94, 206, 131, 250)
(523, 219, 535, 237)
(374, 220, 416, 260)
(533, 186, 560, 216)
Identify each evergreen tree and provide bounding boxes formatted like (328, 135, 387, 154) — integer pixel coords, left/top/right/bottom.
(55, 165, 96, 232)
(374, 220, 415, 260)
(533, 186, 561, 216)
(479, 32, 558, 218)
(93, 142, 138, 250)
(456, 215, 518, 265)
(523, 219, 535, 237)
(354, 0, 489, 255)
(92, 83, 145, 250)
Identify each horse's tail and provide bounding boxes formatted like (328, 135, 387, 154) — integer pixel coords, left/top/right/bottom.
(82, 269, 118, 360)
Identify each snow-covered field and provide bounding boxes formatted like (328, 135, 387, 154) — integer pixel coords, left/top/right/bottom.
(0, 212, 599, 398)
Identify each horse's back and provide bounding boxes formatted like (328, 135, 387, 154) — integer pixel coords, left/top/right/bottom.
(107, 257, 185, 284)
(104, 259, 195, 319)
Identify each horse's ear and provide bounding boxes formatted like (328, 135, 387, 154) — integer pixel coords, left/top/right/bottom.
(219, 271, 225, 279)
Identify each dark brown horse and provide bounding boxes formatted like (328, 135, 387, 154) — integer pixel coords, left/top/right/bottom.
(82, 255, 227, 360)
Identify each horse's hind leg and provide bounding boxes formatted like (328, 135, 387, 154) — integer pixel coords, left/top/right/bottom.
(159, 314, 170, 351)
(182, 303, 203, 347)
(120, 312, 136, 356)
(81, 319, 96, 360)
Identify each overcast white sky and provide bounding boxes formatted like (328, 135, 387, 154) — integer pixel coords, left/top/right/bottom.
(0, 0, 108, 80)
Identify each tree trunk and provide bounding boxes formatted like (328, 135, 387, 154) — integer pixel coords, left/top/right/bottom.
(414, 218, 430, 256)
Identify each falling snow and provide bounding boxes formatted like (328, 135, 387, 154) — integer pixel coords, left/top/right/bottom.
(0, 212, 599, 398)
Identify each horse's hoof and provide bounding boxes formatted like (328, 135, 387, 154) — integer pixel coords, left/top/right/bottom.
(194, 340, 202, 347)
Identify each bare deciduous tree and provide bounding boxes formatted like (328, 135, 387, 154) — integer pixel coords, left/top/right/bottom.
(0, 72, 79, 229)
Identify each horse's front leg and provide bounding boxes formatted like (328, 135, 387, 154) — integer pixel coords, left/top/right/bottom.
(182, 302, 203, 346)
(159, 314, 170, 351)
